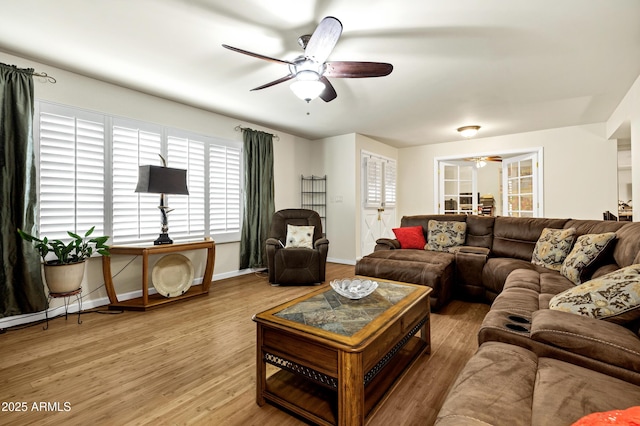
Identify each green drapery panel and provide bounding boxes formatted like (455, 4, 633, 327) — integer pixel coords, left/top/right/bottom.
(0, 63, 46, 318)
(239, 128, 275, 269)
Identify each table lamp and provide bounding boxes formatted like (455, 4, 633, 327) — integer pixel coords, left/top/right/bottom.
(135, 158, 189, 245)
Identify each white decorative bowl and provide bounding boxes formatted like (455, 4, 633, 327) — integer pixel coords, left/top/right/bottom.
(330, 278, 378, 299)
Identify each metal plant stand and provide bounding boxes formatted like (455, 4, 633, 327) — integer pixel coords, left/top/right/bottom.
(44, 288, 82, 330)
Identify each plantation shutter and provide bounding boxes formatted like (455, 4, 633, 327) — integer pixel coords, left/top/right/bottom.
(364, 156, 382, 208)
(167, 136, 206, 239)
(112, 122, 162, 243)
(209, 143, 242, 237)
(37, 107, 105, 240)
(383, 159, 397, 208)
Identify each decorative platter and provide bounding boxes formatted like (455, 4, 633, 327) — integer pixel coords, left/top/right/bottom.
(330, 278, 378, 299)
(152, 254, 195, 298)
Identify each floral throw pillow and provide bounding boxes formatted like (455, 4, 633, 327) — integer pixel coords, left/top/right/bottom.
(285, 225, 314, 249)
(531, 227, 576, 271)
(560, 232, 617, 284)
(426, 220, 467, 252)
(392, 226, 426, 249)
(549, 264, 640, 324)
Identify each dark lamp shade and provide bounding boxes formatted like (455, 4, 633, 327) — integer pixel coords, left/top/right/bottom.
(135, 165, 189, 195)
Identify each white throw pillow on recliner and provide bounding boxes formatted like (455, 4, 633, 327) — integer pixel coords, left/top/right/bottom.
(285, 225, 314, 249)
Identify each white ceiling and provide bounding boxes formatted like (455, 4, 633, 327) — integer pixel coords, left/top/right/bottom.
(1, 0, 639, 148)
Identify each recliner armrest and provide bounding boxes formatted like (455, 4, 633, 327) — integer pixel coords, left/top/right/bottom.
(266, 237, 283, 247)
(375, 238, 401, 250)
(530, 309, 640, 373)
(314, 237, 329, 248)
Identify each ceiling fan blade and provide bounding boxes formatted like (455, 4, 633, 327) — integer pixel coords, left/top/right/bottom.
(324, 61, 394, 78)
(319, 76, 337, 102)
(222, 44, 294, 65)
(305, 16, 343, 63)
(250, 74, 295, 91)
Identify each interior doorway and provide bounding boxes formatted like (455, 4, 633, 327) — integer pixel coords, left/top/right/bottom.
(434, 148, 543, 217)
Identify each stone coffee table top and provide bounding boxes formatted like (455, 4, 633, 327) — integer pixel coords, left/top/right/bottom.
(274, 281, 417, 337)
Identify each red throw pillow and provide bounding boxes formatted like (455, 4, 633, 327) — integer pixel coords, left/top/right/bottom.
(392, 226, 426, 249)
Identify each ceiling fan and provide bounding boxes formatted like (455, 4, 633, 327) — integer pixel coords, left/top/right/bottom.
(465, 156, 502, 168)
(222, 16, 393, 103)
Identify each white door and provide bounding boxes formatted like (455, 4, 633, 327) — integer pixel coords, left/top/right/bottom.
(361, 153, 396, 257)
(502, 152, 540, 217)
(438, 161, 478, 214)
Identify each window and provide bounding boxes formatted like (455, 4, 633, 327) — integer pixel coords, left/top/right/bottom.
(34, 101, 242, 244)
(363, 154, 396, 209)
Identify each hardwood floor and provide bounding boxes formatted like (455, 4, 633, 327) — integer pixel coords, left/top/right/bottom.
(0, 263, 488, 426)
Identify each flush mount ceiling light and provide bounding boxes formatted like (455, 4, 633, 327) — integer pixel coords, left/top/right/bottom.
(457, 125, 481, 138)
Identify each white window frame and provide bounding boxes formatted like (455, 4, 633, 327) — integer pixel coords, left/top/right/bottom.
(34, 100, 243, 244)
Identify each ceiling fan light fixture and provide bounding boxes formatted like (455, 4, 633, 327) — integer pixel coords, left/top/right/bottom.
(290, 71, 325, 102)
(457, 125, 481, 138)
(476, 159, 487, 168)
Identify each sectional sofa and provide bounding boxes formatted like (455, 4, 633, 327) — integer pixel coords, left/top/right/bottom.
(355, 214, 640, 424)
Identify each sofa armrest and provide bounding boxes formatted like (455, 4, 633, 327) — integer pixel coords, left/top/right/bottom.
(375, 238, 401, 250)
(531, 309, 640, 373)
(454, 246, 490, 256)
(454, 247, 489, 293)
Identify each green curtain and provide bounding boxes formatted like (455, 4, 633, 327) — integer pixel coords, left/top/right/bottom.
(0, 63, 46, 318)
(239, 128, 275, 269)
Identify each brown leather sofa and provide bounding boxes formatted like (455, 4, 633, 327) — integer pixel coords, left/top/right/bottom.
(355, 215, 640, 308)
(357, 214, 640, 424)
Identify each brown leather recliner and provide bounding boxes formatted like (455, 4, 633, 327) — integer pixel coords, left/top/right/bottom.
(265, 209, 330, 285)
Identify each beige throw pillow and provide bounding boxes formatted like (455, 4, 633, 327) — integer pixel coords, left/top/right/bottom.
(531, 227, 576, 271)
(560, 232, 617, 284)
(285, 225, 314, 249)
(549, 264, 640, 324)
(426, 220, 466, 253)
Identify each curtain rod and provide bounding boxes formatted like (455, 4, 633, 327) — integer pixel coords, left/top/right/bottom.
(234, 125, 279, 140)
(32, 71, 56, 83)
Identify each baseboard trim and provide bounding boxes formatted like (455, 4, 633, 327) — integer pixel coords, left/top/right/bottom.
(327, 257, 356, 266)
(0, 269, 262, 329)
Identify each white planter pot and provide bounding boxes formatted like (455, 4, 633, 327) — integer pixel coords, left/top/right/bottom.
(43, 261, 86, 294)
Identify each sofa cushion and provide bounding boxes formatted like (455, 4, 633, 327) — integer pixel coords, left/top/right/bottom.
(549, 264, 640, 324)
(354, 249, 455, 310)
(491, 217, 569, 261)
(436, 342, 640, 426)
(482, 258, 547, 298)
(285, 224, 314, 248)
(392, 225, 426, 249)
(560, 232, 617, 284)
(426, 220, 466, 252)
(436, 342, 538, 426)
(531, 227, 576, 271)
(532, 357, 640, 426)
(613, 222, 640, 268)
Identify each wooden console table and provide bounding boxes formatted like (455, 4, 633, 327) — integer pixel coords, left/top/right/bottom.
(102, 240, 215, 311)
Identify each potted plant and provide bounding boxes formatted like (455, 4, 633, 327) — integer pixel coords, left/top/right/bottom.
(17, 227, 110, 293)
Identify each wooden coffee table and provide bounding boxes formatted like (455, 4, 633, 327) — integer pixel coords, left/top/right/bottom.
(253, 278, 431, 426)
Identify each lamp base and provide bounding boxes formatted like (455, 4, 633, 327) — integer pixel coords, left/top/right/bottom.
(154, 233, 173, 245)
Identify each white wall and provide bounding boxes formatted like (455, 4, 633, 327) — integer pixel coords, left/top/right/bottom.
(313, 134, 356, 263)
(398, 123, 618, 220)
(0, 51, 310, 320)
